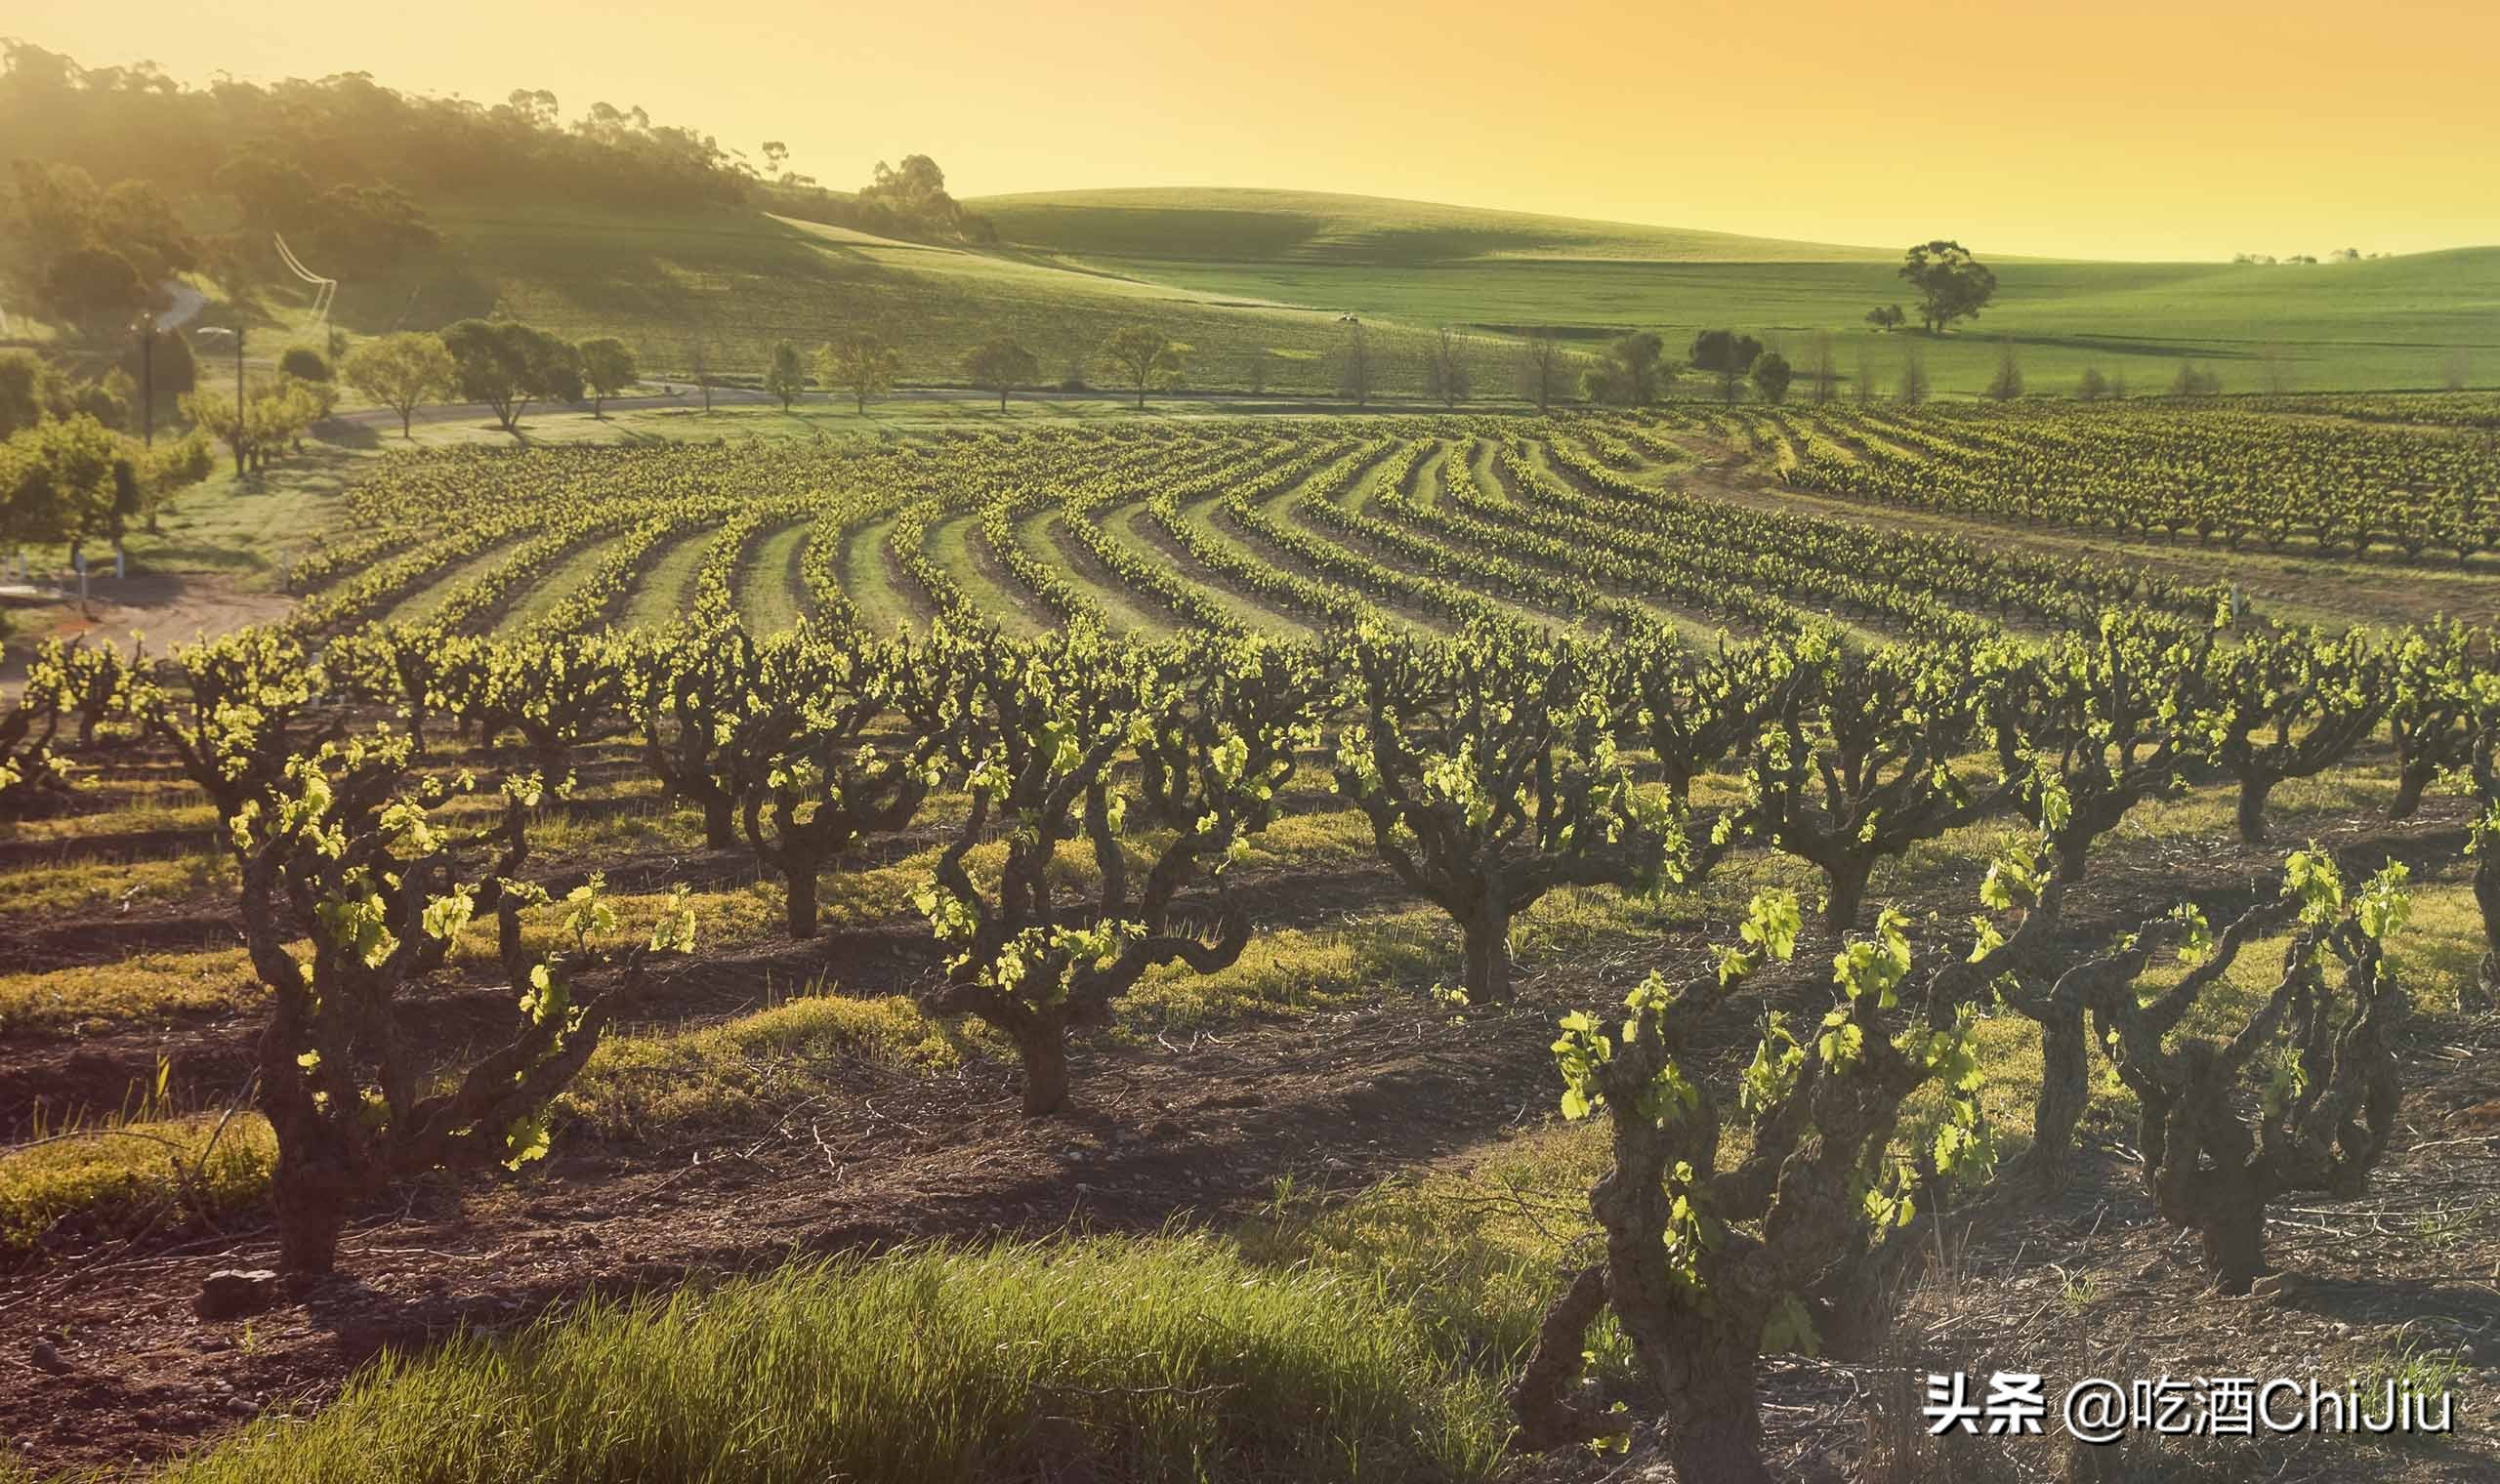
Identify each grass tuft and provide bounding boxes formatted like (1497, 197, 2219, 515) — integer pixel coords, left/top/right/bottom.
(159, 1234, 1510, 1484)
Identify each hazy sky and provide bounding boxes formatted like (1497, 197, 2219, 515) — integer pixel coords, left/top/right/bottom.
(17, 1, 2500, 260)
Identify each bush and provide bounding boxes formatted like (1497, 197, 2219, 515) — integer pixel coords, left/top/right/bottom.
(278, 346, 333, 383)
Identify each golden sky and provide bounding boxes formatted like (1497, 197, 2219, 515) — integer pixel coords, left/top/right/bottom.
(17, 0, 2500, 259)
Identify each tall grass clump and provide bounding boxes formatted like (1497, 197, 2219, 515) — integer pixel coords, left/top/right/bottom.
(161, 1233, 1509, 1484)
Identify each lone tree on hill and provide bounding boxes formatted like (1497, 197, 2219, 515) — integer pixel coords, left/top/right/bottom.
(1690, 328, 1763, 404)
(763, 339, 809, 411)
(1899, 240, 1997, 334)
(962, 336, 1038, 411)
(343, 332, 456, 438)
(577, 337, 638, 418)
(1100, 325, 1184, 408)
(817, 330, 902, 414)
(1864, 303, 1905, 333)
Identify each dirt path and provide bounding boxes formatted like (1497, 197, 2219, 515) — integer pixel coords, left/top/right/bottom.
(1, 576, 296, 694)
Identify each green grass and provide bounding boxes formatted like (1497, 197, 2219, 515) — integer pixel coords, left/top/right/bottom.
(0, 946, 265, 1038)
(154, 1235, 1509, 1484)
(618, 524, 718, 631)
(1, 1110, 274, 1256)
(559, 991, 971, 1138)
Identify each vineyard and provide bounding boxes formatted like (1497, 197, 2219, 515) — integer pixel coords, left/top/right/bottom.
(5, 402, 2500, 1482)
(1783, 402, 2500, 561)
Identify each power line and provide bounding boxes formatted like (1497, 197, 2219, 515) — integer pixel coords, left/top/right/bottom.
(272, 232, 339, 329)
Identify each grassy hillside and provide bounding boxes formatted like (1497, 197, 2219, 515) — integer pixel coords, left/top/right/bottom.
(285, 191, 2500, 401)
(967, 186, 1895, 265)
(968, 190, 2500, 397)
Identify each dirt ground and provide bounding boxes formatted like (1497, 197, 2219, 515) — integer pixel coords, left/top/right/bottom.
(1, 576, 296, 696)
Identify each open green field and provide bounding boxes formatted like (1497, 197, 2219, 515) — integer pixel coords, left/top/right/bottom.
(969, 190, 2500, 396)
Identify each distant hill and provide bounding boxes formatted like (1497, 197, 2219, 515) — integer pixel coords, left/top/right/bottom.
(969, 187, 1895, 266)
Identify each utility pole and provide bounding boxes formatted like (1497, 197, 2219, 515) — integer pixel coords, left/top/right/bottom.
(234, 325, 247, 476)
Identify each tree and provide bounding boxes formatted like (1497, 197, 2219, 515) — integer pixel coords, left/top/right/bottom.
(1896, 347, 1930, 404)
(1751, 351, 1793, 405)
(577, 337, 638, 418)
(688, 335, 714, 414)
(1099, 325, 1183, 409)
(762, 339, 808, 412)
(2076, 365, 2110, 401)
(1808, 336, 1837, 406)
(343, 333, 457, 439)
(962, 335, 1037, 411)
(1585, 331, 1670, 406)
(438, 319, 583, 432)
(0, 350, 71, 439)
(2444, 348, 2471, 392)
(817, 331, 902, 414)
(41, 245, 150, 340)
(278, 347, 331, 383)
(1336, 321, 1376, 409)
(2260, 344, 2295, 395)
(1898, 240, 1997, 334)
(1854, 350, 1876, 407)
(761, 141, 789, 179)
(1423, 327, 1472, 407)
(0, 413, 118, 557)
(1983, 341, 2023, 400)
(1689, 329, 1763, 405)
(2170, 361, 2223, 397)
(1864, 304, 1904, 333)
(1516, 330, 1569, 414)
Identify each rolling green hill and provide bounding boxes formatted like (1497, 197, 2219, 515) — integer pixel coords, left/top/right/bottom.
(966, 186, 1896, 265)
(305, 190, 2498, 402)
(964, 189, 2500, 397)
